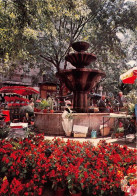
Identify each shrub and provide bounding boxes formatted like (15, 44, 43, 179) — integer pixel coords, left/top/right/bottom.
(0, 134, 136, 195)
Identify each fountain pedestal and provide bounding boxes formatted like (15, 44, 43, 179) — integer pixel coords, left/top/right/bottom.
(73, 91, 88, 113)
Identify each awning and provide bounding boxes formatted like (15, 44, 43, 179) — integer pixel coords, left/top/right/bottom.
(0, 86, 39, 95)
(120, 67, 137, 84)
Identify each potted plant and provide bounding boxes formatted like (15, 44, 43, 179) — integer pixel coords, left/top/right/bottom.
(124, 90, 137, 115)
(40, 100, 49, 113)
(115, 127, 124, 138)
(115, 129, 120, 138)
(66, 166, 83, 196)
(119, 127, 124, 137)
(49, 166, 67, 196)
(67, 180, 82, 196)
(52, 181, 66, 196)
(34, 101, 42, 112)
(49, 99, 54, 113)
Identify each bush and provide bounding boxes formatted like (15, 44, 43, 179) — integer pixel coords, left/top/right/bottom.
(0, 134, 136, 195)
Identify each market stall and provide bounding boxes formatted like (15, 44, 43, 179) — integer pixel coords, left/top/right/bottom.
(0, 86, 39, 122)
(0, 86, 39, 96)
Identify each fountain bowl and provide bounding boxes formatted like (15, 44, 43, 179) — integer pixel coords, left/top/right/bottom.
(71, 41, 90, 52)
(65, 53, 96, 68)
(58, 68, 105, 92)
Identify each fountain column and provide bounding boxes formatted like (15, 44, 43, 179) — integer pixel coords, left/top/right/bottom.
(73, 91, 88, 113)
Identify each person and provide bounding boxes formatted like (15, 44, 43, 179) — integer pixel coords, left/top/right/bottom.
(27, 98, 35, 123)
(116, 91, 126, 111)
(97, 95, 109, 113)
(20, 98, 34, 123)
(109, 96, 118, 112)
(29, 98, 34, 110)
(62, 100, 73, 136)
(47, 95, 53, 110)
(106, 97, 112, 112)
(62, 100, 72, 118)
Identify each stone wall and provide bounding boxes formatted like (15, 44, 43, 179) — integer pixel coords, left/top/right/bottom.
(34, 112, 114, 137)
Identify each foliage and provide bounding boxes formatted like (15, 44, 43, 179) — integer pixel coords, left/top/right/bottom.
(0, 125, 10, 139)
(121, 165, 137, 196)
(0, 0, 137, 95)
(125, 90, 137, 105)
(47, 97, 54, 110)
(124, 90, 137, 115)
(62, 107, 74, 120)
(116, 127, 124, 133)
(20, 105, 33, 114)
(39, 99, 49, 109)
(65, 111, 74, 120)
(0, 134, 136, 195)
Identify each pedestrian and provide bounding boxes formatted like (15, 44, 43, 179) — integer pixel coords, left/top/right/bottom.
(62, 100, 73, 136)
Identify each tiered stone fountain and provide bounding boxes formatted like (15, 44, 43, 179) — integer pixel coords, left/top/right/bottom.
(34, 41, 112, 136)
(58, 41, 105, 112)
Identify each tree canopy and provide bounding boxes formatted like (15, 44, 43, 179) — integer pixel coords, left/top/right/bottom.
(0, 0, 137, 94)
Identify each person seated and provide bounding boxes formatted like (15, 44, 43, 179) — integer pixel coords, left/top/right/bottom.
(97, 95, 109, 113)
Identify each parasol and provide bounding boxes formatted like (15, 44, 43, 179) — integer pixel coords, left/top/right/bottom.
(120, 67, 137, 84)
(0, 86, 39, 95)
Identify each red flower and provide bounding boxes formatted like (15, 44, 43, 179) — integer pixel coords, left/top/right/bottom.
(10, 178, 24, 195)
(0, 178, 9, 195)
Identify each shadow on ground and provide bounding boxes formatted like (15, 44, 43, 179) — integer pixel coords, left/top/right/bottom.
(110, 138, 136, 149)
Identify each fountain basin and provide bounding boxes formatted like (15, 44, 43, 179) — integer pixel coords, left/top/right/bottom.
(58, 68, 105, 112)
(34, 112, 114, 136)
(65, 53, 96, 68)
(71, 41, 90, 52)
(59, 68, 105, 91)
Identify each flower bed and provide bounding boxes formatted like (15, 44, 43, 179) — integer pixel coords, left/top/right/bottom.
(121, 165, 137, 196)
(0, 134, 136, 195)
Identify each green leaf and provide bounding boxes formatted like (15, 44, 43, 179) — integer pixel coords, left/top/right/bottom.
(1, 166, 7, 172)
(8, 162, 13, 166)
(101, 190, 104, 195)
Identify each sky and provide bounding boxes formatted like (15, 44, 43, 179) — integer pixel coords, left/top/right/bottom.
(127, 60, 136, 67)
(125, 0, 137, 2)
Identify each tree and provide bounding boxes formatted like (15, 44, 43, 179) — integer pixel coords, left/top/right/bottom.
(86, 0, 137, 94)
(0, 0, 136, 95)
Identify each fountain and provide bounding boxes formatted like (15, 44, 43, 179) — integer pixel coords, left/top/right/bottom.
(34, 41, 113, 136)
(58, 41, 105, 112)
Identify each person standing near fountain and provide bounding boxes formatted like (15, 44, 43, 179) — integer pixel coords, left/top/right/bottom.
(98, 95, 109, 113)
(116, 91, 127, 111)
(62, 100, 73, 136)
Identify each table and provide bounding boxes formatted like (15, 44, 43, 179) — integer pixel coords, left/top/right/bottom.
(102, 113, 132, 140)
(10, 122, 28, 131)
(9, 122, 28, 138)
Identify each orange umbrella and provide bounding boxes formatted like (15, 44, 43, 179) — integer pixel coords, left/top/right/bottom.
(120, 67, 137, 84)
